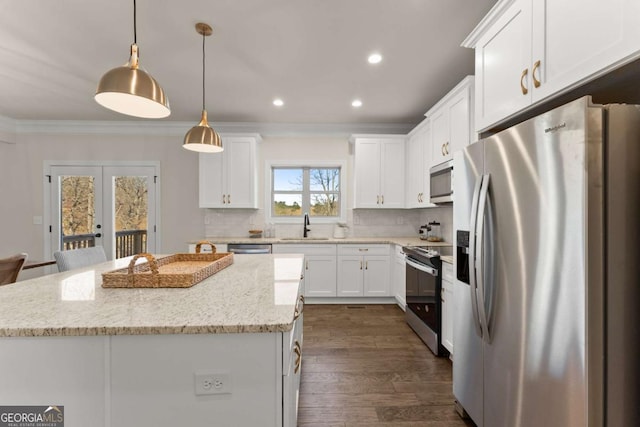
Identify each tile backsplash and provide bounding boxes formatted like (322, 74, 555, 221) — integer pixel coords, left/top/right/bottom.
(203, 206, 453, 242)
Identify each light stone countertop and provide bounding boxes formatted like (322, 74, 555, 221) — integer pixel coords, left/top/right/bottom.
(0, 254, 304, 338)
(441, 255, 454, 264)
(193, 236, 454, 248)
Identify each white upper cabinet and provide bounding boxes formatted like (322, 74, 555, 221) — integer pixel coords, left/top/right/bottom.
(199, 134, 260, 208)
(465, 0, 640, 132)
(405, 119, 434, 208)
(427, 76, 474, 167)
(352, 135, 406, 209)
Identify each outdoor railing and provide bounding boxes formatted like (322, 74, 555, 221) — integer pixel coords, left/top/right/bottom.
(62, 230, 147, 258)
(62, 233, 96, 250)
(115, 229, 147, 259)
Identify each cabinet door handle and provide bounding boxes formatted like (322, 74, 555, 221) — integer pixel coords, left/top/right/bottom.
(358, 248, 369, 252)
(360, 260, 363, 270)
(520, 68, 529, 95)
(532, 60, 541, 88)
(294, 294, 305, 320)
(377, 195, 380, 204)
(227, 194, 231, 204)
(294, 340, 302, 374)
(365, 261, 368, 270)
(305, 260, 309, 270)
(441, 143, 446, 156)
(381, 195, 384, 204)
(222, 194, 226, 204)
(446, 142, 450, 155)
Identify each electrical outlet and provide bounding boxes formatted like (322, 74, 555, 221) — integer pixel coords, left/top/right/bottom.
(194, 372, 232, 395)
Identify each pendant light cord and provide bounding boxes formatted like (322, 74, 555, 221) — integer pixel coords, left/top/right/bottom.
(133, 0, 137, 44)
(202, 31, 206, 111)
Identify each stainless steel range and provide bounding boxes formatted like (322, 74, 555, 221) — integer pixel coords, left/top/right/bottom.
(403, 246, 448, 357)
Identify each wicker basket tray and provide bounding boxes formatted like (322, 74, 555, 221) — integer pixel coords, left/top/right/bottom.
(102, 242, 233, 288)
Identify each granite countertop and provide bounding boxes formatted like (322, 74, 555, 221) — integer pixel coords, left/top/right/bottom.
(0, 254, 304, 338)
(192, 236, 454, 248)
(441, 255, 454, 264)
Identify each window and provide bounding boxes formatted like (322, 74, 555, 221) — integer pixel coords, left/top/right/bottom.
(271, 166, 343, 221)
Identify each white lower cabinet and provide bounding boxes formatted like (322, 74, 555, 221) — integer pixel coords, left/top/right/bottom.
(393, 245, 406, 307)
(337, 245, 390, 297)
(441, 261, 454, 354)
(283, 296, 304, 427)
(273, 244, 337, 297)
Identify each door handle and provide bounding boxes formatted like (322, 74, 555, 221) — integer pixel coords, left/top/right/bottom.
(95, 233, 102, 238)
(475, 174, 492, 343)
(520, 68, 529, 95)
(532, 60, 541, 88)
(468, 176, 484, 338)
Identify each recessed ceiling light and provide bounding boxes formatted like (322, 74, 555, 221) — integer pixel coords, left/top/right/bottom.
(368, 53, 382, 64)
(273, 98, 284, 107)
(352, 99, 363, 108)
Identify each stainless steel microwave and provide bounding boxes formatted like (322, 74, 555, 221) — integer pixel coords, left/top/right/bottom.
(430, 160, 453, 204)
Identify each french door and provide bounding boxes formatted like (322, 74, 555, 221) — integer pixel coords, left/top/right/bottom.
(47, 163, 158, 261)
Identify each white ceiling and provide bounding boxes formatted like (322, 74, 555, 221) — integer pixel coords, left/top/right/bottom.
(0, 0, 496, 126)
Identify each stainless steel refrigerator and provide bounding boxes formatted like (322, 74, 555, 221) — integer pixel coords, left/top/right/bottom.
(452, 96, 639, 427)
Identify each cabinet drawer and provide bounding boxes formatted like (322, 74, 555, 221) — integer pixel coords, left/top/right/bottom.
(273, 244, 336, 256)
(442, 262, 454, 282)
(337, 244, 389, 256)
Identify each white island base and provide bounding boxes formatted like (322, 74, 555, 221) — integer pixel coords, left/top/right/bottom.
(1, 332, 298, 427)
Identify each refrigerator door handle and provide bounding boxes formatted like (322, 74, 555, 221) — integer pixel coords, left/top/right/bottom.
(475, 173, 492, 343)
(468, 176, 484, 338)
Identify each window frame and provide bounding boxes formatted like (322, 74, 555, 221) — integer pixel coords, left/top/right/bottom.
(265, 160, 347, 224)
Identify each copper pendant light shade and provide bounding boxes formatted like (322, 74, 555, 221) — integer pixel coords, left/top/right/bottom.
(183, 110, 223, 153)
(95, 0, 170, 118)
(183, 23, 223, 153)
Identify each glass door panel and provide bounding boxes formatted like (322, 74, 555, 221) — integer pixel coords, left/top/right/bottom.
(104, 166, 156, 259)
(51, 166, 104, 255)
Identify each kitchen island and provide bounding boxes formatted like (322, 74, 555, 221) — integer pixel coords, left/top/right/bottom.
(0, 253, 304, 427)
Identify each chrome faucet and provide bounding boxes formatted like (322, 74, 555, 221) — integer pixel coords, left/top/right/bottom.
(303, 213, 310, 238)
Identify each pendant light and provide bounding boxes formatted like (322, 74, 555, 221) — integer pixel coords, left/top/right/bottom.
(95, 0, 170, 118)
(183, 23, 223, 153)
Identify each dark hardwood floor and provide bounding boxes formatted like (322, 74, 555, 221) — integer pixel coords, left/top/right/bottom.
(298, 304, 475, 427)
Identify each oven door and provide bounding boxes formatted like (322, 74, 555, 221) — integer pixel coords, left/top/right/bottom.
(405, 257, 439, 332)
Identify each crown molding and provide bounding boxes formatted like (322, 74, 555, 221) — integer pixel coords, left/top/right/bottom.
(0, 114, 17, 144)
(11, 118, 413, 138)
(461, 0, 515, 48)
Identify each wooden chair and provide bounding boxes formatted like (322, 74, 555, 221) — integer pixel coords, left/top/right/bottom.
(0, 253, 28, 285)
(54, 246, 107, 272)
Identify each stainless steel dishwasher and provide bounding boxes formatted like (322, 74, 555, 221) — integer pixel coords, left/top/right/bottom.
(227, 243, 272, 254)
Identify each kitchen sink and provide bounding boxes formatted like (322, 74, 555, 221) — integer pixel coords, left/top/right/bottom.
(280, 237, 330, 241)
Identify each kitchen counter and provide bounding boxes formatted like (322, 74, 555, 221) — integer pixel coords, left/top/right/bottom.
(441, 255, 454, 264)
(0, 253, 304, 337)
(192, 236, 453, 248)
